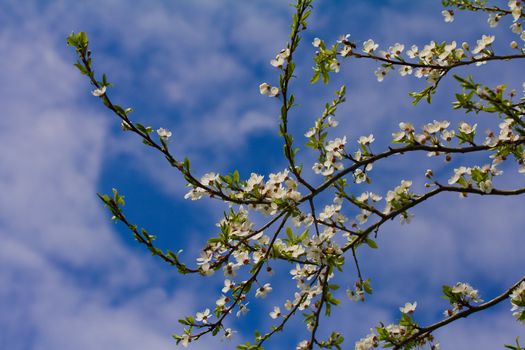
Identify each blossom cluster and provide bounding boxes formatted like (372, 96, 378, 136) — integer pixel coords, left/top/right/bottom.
(354, 325, 420, 350)
(355, 332, 378, 350)
(448, 163, 502, 194)
(443, 282, 483, 316)
(148, 82, 523, 346)
(184, 169, 302, 215)
(384, 180, 415, 219)
(510, 281, 525, 323)
(354, 192, 382, 226)
(309, 0, 525, 88)
(312, 136, 347, 176)
(393, 120, 457, 150)
(258, 46, 292, 97)
(353, 300, 444, 350)
(443, 0, 524, 31)
(72, 0, 525, 347)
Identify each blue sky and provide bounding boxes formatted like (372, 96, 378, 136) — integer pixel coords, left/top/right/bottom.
(1, 1, 524, 349)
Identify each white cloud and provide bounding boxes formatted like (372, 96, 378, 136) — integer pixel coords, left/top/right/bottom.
(0, 235, 234, 350)
(0, 4, 232, 349)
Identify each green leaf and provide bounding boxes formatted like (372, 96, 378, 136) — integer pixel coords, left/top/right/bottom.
(142, 139, 154, 147)
(66, 32, 78, 47)
(77, 32, 88, 48)
(505, 337, 523, 350)
(101, 73, 109, 86)
(113, 105, 127, 117)
(409, 86, 434, 105)
(135, 123, 148, 134)
(365, 238, 378, 249)
(73, 61, 89, 75)
(363, 279, 373, 294)
(311, 70, 320, 84)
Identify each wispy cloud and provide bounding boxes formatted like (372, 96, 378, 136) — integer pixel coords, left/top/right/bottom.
(0, 3, 235, 349)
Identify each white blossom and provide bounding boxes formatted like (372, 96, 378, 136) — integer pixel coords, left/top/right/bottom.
(223, 262, 239, 277)
(180, 334, 191, 348)
(399, 65, 413, 76)
(296, 340, 310, 350)
(459, 121, 477, 134)
(419, 41, 436, 61)
(478, 179, 493, 193)
(472, 35, 495, 54)
(441, 129, 455, 142)
(269, 306, 281, 319)
(341, 44, 353, 57)
(356, 209, 371, 225)
(216, 295, 229, 307)
(442, 10, 454, 23)
(223, 328, 234, 340)
(424, 120, 449, 134)
(157, 127, 172, 140)
(319, 203, 341, 221)
(236, 302, 249, 317)
(200, 172, 219, 186)
(406, 45, 419, 58)
(358, 134, 375, 146)
(389, 43, 404, 56)
(438, 41, 456, 62)
(488, 14, 501, 28)
(448, 166, 470, 185)
(255, 283, 272, 298)
(91, 85, 106, 96)
(363, 39, 379, 54)
(196, 250, 212, 266)
(312, 162, 323, 174)
(326, 116, 338, 127)
(184, 186, 207, 200)
(511, 22, 522, 34)
(271, 48, 290, 68)
(451, 282, 482, 303)
(400, 122, 415, 132)
(244, 173, 264, 192)
(400, 301, 417, 314)
(354, 169, 368, 184)
(326, 136, 347, 155)
(259, 82, 279, 97)
(222, 279, 235, 293)
(510, 281, 525, 322)
(509, 0, 523, 21)
(374, 66, 390, 82)
(355, 332, 377, 350)
(304, 127, 316, 138)
(356, 192, 381, 202)
(330, 60, 341, 73)
(196, 308, 211, 324)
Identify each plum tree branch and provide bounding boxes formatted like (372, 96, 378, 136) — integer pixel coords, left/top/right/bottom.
(393, 275, 525, 349)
